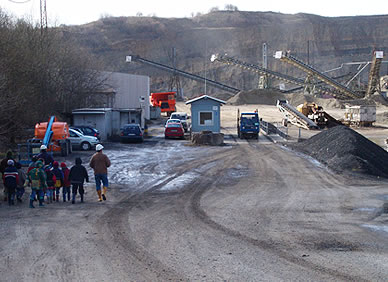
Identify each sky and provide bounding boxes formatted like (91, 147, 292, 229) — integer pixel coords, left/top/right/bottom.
(1, 0, 387, 26)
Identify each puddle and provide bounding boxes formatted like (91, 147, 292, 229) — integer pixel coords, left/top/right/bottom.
(377, 194, 388, 201)
(315, 240, 358, 252)
(362, 224, 388, 234)
(195, 161, 218, 173)
(159, 171, 199, 191)
(92, 141, 231, 193)
(355, 207, 377, 213)
(227, 166, 250, 178)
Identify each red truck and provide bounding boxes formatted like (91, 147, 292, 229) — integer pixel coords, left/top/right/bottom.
(150, 92, 176, 116)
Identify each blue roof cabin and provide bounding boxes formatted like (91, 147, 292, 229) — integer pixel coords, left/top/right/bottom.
(185, 95, 226, 133)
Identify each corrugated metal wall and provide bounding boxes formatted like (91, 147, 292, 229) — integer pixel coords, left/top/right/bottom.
(103, 72, 150, 120)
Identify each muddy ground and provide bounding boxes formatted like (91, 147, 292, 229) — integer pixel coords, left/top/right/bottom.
(1, 104, 388, 281)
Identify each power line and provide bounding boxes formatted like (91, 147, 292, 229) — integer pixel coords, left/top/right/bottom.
(7, 0, 32, 3)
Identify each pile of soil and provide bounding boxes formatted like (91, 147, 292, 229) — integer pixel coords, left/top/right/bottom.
(228, 89, 344, 109)
(227, 89, 388, 110)
(290, 125, 388, 178)
(228, 89, 286, 105)
(191, 131, 224, 146)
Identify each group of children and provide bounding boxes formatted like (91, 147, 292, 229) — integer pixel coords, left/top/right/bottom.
(2, 154, 89, 208)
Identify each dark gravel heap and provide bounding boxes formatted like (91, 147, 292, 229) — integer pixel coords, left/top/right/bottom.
(290, 125, 388, 178)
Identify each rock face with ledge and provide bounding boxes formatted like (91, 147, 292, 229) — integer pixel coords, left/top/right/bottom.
(66, 11, 388, 98)
(191, 131, 224, 146)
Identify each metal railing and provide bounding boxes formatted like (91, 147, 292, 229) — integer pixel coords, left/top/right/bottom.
(260, 120, 288, 139)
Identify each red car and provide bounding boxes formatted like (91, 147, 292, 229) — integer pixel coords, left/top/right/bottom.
(164, 123, 184, 139)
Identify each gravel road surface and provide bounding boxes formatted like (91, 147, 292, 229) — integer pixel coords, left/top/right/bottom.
(1, 127, 387, 281)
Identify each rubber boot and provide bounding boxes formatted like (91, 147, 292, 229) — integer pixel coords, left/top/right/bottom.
(80, 194, 84, 203)
(29, 199, 35, 208)
(102, 186, 107, 201)
(97, 190, 103, 202)
(39, 199, 44, 207)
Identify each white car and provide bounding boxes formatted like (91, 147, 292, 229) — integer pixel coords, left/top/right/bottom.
(170, 112, 190, 132)
(68, 128, 100, 151)
(165, 119, 182, 127)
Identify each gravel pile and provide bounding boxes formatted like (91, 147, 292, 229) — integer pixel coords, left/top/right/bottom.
(227, 89, 387, 110)
(228, 89, 343, 109)
(228, 89, 286, 105)
(290, 125, 388, 178)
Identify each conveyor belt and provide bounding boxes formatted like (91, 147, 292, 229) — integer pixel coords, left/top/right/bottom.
(277, 100, 318, 130)
(211, 54, 350, 99)
(127, 55, 240, 94)
(277, 52, 362, 100)
(366, 51, 384, 97)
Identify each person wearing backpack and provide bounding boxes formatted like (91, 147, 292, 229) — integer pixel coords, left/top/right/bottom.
(15, 162, 26, 203)
(44, 165, 56, 204)
(27, 160, 46, 208)
(52, 161, 64, 202)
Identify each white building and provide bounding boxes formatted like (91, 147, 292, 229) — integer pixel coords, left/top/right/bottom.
(72, 72, 150, 141)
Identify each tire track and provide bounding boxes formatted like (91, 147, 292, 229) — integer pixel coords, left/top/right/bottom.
(92, 145, 241, 280)
(187, 142, 367, 281)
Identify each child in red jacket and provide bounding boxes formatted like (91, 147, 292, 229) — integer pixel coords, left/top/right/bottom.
(61, 162, 71, 202)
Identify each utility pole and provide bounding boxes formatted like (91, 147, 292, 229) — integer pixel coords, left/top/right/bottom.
(259, 42, 268, 89)
(40, 0, 47, 34)
(168, 47, 182, 100)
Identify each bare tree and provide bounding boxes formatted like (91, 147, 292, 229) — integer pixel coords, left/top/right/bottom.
(224, 4, 239, 11)
(0, 10, 106, 143)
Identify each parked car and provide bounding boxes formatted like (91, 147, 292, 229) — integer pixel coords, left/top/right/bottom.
(165, 119, 181, 127)
(164, 123, 184, 139)
(120, 124, 144, 143)
(170, 112, 190, 132)
(70, 125, 100, 140)
(68, 128, 100, 151)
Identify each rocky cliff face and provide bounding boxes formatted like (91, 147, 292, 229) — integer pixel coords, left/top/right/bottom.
(63, 11, 388, 98)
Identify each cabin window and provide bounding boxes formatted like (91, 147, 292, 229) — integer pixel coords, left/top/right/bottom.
(199, 111, 213, 126)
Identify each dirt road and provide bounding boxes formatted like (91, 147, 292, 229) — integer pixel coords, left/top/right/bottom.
(1, 127, 388, 281)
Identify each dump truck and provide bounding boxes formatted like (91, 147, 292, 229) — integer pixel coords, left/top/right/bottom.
(237, 109, 260, 139)
(18, 116, 71, 165)
(343, 104, 376, 127)
(150, 92, 176, 116)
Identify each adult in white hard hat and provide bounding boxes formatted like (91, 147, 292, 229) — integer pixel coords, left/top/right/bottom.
(37, 144, 54, 166)
(89, 144, 111, 202)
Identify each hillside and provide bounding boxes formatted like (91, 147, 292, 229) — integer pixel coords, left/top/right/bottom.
(62, 11, 388, 98)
